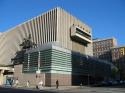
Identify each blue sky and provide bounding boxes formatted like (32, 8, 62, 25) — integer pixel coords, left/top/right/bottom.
(0, 0, 125, 46)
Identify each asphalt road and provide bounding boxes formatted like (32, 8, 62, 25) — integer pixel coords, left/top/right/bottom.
(1, 86, 125, 93)
(0, 87, 57, 93)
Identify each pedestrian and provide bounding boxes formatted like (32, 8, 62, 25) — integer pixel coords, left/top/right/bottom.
(38, 80, 43, 89)
(15, 78, 19, 87)
(26, 80, 30, 87)
(36, 85, 39, 89)
(80, 82, 83, 88)
(56, 80, 59, 89)
(9, 78, 13, 87)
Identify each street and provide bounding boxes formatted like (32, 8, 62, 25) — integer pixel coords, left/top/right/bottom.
(1, 86, 125, 93)
(0, 87, 56, 93)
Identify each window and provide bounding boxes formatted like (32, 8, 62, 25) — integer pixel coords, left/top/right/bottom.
(76, 28, 91, 40)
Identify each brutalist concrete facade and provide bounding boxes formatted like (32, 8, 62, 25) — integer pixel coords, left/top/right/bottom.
(0, 7, 92, 65)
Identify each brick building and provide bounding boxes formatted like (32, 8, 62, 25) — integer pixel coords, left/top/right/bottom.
(93, 38, 117, 62)
(111, 46, 125, 80)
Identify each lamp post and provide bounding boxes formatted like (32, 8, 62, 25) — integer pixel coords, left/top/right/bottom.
(36, 44, 41, 85)
(86, 55, 89, 86)
(36, 44, 45, 86)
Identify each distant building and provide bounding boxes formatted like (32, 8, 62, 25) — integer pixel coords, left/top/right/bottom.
(93, 38, 117, 62)
(0, 66, 14, 85)
(111, 46, 125, 80)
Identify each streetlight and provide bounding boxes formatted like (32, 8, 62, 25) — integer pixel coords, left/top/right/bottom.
(35, 44, 45, 86)
(86, 55, 89, 86)
(36, 44, 41, 85)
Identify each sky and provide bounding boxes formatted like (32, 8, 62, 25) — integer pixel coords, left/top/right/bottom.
(0, 0, 125, 46)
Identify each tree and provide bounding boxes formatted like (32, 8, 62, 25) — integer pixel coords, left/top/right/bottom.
(111, 67, 119, 79)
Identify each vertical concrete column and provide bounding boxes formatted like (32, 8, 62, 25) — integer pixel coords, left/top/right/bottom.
(0, 70, 4, 85)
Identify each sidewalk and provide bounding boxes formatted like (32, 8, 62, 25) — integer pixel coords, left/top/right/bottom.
(2, 84, 89, 91)
(20, 85, 81, 91)
(38, 86, 80, 90)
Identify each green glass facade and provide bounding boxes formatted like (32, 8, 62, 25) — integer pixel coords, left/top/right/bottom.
(23, 47, 72, 74)
(23, 52, 39, 73)
(23, 44, 111, 78)
(51, 49, 71, 74)
(39, 49, 52, 72)
(72, 53, 110, 77)
(21, 43, 114, 85)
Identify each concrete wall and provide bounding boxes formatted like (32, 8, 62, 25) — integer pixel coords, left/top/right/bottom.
(0, 7, 92, 65)
(45, 73, 72, 86)
(0, 70, 4, 85)
(0, 8, 57, 65)
(14, 65, 45, 86)
(14, 65, 72, 86)
(57, 8, 92, 55)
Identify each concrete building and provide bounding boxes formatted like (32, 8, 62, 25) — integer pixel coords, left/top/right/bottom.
(93, 38, 117, 62)
(111, 46, 125, 80)
(0, 66, 14, 85)
(0, 8, 93, 66)
(0, 7, 112, 86)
